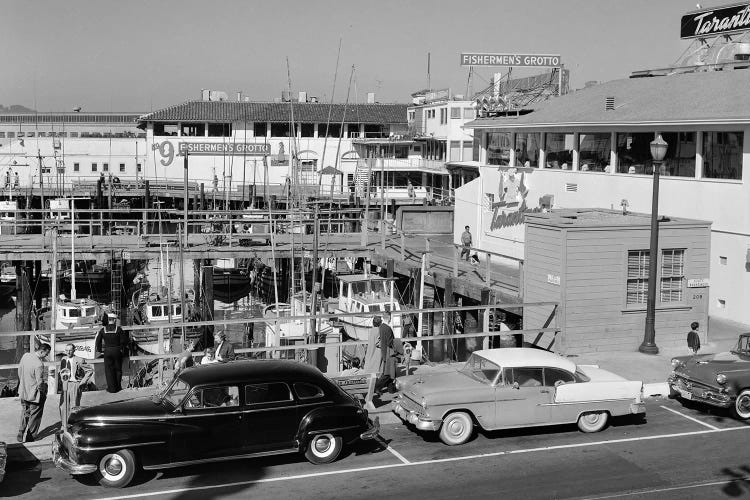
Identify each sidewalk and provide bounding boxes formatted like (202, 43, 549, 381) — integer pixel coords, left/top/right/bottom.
(2, 316, 746, 465)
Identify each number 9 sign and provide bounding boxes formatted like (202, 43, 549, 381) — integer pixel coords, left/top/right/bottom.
(152, 141, 175, 166)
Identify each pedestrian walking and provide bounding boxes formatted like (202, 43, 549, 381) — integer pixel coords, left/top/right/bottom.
(17, 343, 51, 443)
(407, 180, 415, 204)
(363, 316, 383, 376)
(376, 312, 403, 394)
(687, 321, 701, 354)
(58, 343, 93, 420)
(95, 314, 128, 393)
(460, 225, 473, 262)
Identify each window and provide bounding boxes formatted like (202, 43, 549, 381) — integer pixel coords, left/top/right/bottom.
(461, 354, 500, 384)
(300, 123, 315, 138)
(408, 110, 415, 121)
(253, 122, 268, 137)
(103, 163, 109, 172)
(578, 132, 611, 171)
(73, 163, 79, 172)
(464, 108, 475, 119)
(703, 131, 743, 180)
(347, 123, 362, 138)
(17, 132, 25, 138)
(119, 163, 125, 172)
(91, 163, 98, 172)
(487, 132, 512, 166)
(154, 123, 179, 136)
(137, 163, 142, 172)
(661, 132, 696, 177)
(440, 108, 447, 124)
(0, 132, 4, 138)
(626, 250, 649, 305)
(504, 367, 544, 387)
(319, 123, 341, 138)
(245, 382, 292, 404)
(180, 123, 205, 137)
(449, 140, 461, 161)
(69, 132, 78, 138)
(516, 132, 541, 167)
(6, 132, 14, 138)
(185, 386, 239, 409)
(294, 382, 324, 399)
(38, 132, 46, 137)
(450, 107, 461, 119)
(544, 368, 575, 386)
(207, 123, 232, 137)
(545, 132, 574, 169)
(270, 123, 291, 137)
(616, 132, 655, 174)
(661, 249, 684, 302)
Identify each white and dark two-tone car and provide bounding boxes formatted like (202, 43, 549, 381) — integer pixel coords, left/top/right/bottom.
(393, 348, 645, 445)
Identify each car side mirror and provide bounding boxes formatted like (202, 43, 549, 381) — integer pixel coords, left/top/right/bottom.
(174, 406, 184, 415)
(554, 380, 565, 387)
(512, 382, 519, 390)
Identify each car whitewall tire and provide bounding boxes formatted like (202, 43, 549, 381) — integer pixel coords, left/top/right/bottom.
(97, 449, 137, 488)
(577, 411, 609, 433)
(732, 389, 750, 420)
(305, 433, 342, 464)
(439, 411, 473, 446)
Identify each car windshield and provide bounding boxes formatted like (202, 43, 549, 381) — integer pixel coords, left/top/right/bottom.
(459, 353, 500, 385)
(731, 335, 750, 355)
(158, 378, 191, 407)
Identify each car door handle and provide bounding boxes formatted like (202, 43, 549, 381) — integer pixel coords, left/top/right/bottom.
(540, 389, 550, 393)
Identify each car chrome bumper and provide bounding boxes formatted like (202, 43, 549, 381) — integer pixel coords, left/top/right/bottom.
(52, 433, 96, 475)
(360, 417, 380, 440)
(393, 403, 441, 432)
(630, 402, 646, 415)
(668, 376, 731, 408)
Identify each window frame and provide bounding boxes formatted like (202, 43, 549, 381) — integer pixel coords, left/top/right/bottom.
(244, 382, 293, 406)
(660, 248, 685, 303)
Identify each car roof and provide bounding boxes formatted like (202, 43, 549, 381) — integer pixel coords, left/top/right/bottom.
(474, 348, 577, 373)
(178, 359, 326, 387)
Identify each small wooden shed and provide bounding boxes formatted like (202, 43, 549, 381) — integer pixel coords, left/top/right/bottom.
(522, 208, 711, 355)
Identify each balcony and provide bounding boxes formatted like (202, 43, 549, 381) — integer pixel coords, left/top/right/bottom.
(357, 158, 448, 173)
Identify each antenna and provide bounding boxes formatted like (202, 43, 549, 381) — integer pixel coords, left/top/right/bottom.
(427, 52, 431, 91)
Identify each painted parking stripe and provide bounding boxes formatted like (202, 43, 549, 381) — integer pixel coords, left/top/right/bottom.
(659, 405, 720, 430)
(375, 435, 410, 464)
(97, 425, 750, 500)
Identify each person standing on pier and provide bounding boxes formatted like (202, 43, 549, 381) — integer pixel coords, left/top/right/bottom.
(17, 343, 51, 443)
(363, 316, 383, 377)
(58, 343, 93, 416)
(214, 331, 235, 362)
(95, 314, 128, 393)
(460, 225, 473, 262)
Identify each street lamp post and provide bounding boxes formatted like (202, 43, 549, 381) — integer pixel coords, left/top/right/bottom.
(639, 134, 668, 354)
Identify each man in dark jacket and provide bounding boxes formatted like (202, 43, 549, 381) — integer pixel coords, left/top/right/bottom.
(687, 321, 701, 354)
(376, 312, 401, 393)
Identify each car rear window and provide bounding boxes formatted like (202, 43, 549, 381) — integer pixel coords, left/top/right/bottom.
(294, 382, 324, 400)
(245, 382, 292, 404)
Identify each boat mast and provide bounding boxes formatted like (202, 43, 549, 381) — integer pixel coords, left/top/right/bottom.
(70, 198, 76, 301)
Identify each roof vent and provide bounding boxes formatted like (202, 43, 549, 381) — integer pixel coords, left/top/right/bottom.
(605, 96, 615, 111)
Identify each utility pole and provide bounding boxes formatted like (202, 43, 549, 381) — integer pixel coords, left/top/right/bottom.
(360, 157, 373, 246)
(184, 152, 189, 239)
(309, 203, 320, 368)
(38, 150, 44, 229)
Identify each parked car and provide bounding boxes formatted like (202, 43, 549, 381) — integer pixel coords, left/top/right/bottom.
(393, 348, 645, 445)
(52, 360, 379, 488)
(669, 333, 750, 419)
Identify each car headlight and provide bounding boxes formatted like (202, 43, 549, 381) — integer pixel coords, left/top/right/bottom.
(394, 379, 403, 391)
(671, 358, 683, 369)
(716, 374, 727, 385)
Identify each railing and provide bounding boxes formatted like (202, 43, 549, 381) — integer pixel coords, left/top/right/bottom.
(0, 302, 560, 387)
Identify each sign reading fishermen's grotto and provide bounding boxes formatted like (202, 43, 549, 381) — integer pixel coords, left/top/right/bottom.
(489, 168, 542, 230)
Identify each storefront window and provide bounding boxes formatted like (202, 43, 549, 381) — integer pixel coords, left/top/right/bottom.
(703, 131, 743, 180)
(544, 132, 574, 169)
(487, 132, 511, 166)
(578, 133, 611, 172)
(661, 132, 696, 177)
(515, 132, 540, 167)
(616, 132, 654, 174)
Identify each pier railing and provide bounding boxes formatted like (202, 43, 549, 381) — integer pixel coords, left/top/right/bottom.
(0, 301, 560, 388)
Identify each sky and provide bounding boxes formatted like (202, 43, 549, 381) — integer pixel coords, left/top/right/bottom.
(0, 0, 717, 112)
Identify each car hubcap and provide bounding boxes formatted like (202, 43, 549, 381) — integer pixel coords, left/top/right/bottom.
(315, 437, 331, 454)
(448, 418, 466, 437)
(100, 455, 125, 479)
(585, 414, 600, 425)
(738, 396, 750, 416)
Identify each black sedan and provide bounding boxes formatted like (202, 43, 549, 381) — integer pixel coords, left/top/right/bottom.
(52, 360, 379, 488)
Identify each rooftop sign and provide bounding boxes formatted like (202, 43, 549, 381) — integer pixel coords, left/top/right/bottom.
(460, 53, 561, 67)
(681, 3, 750, 39)
(178, 142, 270, 156)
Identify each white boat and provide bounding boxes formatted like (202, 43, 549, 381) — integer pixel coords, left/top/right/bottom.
(130, 290, 198, 355)
(264, 294, 334, 360)
(37, 298, 106, 360)
(334, 274, 410, 341)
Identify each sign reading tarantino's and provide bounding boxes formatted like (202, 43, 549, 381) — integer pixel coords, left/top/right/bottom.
(681, 3, 750, 39)
(178, 142, 270, 156)
(460, 53, 561, 67)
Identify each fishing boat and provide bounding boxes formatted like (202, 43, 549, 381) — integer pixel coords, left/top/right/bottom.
(263, 294, 335, 360)
(334, 274, 411, 341)
(211, 258, 253, 303)
(129, 288, 199, 355)
(37, 298, 106, 359)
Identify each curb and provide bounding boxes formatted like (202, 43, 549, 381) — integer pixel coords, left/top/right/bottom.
(7, 440, 51, 464)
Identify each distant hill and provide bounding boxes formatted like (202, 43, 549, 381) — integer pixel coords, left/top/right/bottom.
(0, 104, 35, 113)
